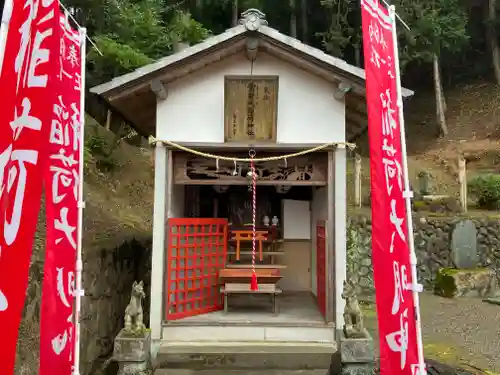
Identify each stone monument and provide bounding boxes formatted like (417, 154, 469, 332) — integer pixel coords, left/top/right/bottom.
(451, 220, 477, 269)
(339, 280, 375, 375)
(434, 221, 497, 298)
(417, 171, 432, 196)
(113, 281, 152, 375)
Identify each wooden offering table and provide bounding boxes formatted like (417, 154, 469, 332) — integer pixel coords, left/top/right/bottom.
(219, 268, 282, 314)
(219, 268, 282, 283)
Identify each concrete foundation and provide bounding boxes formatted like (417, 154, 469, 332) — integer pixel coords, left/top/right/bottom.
(155, 370, 330, 375)
(162, 324, 335, 343)
(155, 341, 336, 371)
(155, 294, 338, 372)
(338, 329, 375, 375)
(114, 329, 152, 375)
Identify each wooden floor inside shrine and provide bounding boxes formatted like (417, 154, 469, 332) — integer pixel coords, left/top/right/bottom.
(173, 292, 326, 326)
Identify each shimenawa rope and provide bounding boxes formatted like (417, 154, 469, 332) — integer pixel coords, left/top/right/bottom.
(148, 136, 356, 162)
(148, 136, 356, 291)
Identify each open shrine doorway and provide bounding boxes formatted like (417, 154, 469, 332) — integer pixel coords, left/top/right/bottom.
(165, 182, 330, 326)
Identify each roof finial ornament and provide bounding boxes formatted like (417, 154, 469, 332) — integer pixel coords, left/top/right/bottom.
(240, 9, 267, 31)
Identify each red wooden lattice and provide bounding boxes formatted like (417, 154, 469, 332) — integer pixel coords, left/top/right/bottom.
(165, 218, 228, 320)
(316, 221, 326, 318)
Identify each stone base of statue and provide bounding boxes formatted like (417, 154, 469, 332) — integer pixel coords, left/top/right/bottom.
(113, 328, 151, 375)
(339, 328, 375, 375)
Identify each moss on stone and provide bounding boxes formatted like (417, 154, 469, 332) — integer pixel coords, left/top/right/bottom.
(424, 342, 460, 363)
(360, 303, 377, 318)
(440, 267, 490, 275)
(434, 268, 458, 298)
(434, 267, 492, 298)
(121, 327, 149, 338)
(438, 268, 460, 276)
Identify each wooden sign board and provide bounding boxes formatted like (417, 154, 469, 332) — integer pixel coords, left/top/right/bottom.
(224, 76, 278, 142)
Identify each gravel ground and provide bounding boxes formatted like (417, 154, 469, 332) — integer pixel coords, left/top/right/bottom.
(363, 292, 500, 373)
(103, 293, 500, 375)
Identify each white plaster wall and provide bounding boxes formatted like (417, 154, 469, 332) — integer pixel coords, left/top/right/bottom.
(156, 53, 345, 144)
(310, 187, 328, 296)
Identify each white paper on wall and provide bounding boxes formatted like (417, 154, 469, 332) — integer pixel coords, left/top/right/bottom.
(282, 199, 311, 240)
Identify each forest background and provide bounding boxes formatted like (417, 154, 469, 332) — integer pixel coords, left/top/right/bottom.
(68, 0, 498, 139)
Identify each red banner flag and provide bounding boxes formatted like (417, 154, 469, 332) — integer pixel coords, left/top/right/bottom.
(40, 13, 83, 375)
(0, 0, 59, 373)
(360, 0, 424, 374)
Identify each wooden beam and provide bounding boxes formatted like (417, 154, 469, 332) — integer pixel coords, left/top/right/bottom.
(150, 144, 170, 335)
(333, 146, 347, 330)
(347, 126, 368, 143)
(225, 264, 287, 269)
(163, 149, 173, 322)
(333, 81, 352, 101)
(105, 110, 111, 130)
(346, 95, 367, 115)
(163, 141, 336, 151)
(114, 94, 157, 135)
(261, 40, 366, 95)
(174, 179, 327, 186)
(346, 124, 368, 143)
(245, 37, 259, 61)
(150, 79, 168, 100)
(107, 39, 246, 102)
(346, 110, 367, 129)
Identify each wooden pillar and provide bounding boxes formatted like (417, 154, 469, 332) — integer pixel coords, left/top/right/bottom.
(105, 109, 111, 130)
(458, 156, 467, 213)
(150, 143, 171, 343)
(354, 153, 362, 208)
(333, 145, 347, 330)
(327, 151, 334, 323)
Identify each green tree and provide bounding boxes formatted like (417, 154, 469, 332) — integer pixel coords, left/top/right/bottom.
(69, 0, 492, 127)
(82, 0, 209, 84)
(396, 0, 468, 135)
(318, 0, 361, 64)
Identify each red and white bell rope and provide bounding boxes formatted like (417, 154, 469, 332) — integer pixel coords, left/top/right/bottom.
(249, 149, 258, 291)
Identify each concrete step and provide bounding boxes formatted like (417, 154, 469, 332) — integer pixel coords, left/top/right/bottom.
(162, 324, 335, 343)
(155, 341, 336, 371)
(154, 370, 330, 375)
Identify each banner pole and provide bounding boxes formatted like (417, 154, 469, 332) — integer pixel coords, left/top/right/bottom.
(388, 5, 426, 374)
(74, 26, 87, 375)
(0, 0, 13, 76)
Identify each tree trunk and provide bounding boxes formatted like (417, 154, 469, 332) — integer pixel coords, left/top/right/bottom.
(289, 0, 297, 38)
(487, 0, 500, 85)
(354, 45, 361, 67)
(232, 0, 239, 27)
(433, 54, 448, 136)
(440, 78, 447, 113)
(300, 0, 308, 43)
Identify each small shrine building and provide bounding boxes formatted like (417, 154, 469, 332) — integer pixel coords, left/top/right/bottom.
(91, 8, 413, 365)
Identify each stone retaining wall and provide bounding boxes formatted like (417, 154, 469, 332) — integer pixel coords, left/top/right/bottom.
(80, 239, 152, 374)
(349, 215, 500, 296)
(15, 237, 151, 375)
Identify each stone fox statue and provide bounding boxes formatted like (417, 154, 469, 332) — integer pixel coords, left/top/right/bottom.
(341, 280, 365, 338)
(124, 281, 146, 333)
